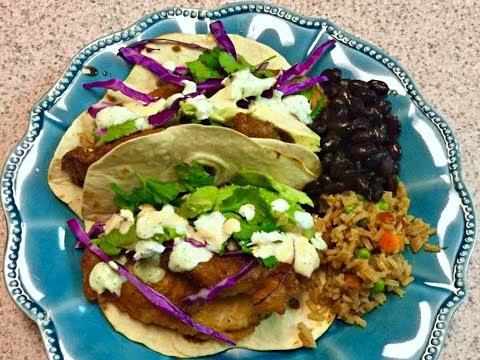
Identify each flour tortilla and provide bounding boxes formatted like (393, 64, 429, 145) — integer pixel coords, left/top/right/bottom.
(81, 124, 320, 222)
(101, 287, 334, 358)
(48, 33, 321, 217)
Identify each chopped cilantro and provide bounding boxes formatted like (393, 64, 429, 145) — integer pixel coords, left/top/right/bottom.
(111, 175, 182, 212)
(259, 256, 278, 268)
(96, 120, 138, 146)
(199, 46, 223, 68)
(91, 225, 137, 256)
(174, 161, 215, 191)
(185, 58, 222, 82)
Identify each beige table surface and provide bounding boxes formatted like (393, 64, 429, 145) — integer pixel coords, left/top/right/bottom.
(1, 0, 479, 359)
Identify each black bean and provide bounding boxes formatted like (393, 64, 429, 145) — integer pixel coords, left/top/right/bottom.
(385, 114, 401, 137)
(322, 180, 347, 194)
(328, 118, 351, 136)
(388, 142, 402, 160)
(378, 156, 394, 177)
(349, 117, 370, 131)
(371, 124, 388, 143)
(321, 68, 342, 83)
(354, 175, 371, 195)
(351, 130, 374, 144)
(365, 107, 383, 124)
(322, 82, 340, 98)
(369, 180, 384, 202)
(350, 143, 378, 160)
(321, 135, 341, 152)
(392, 162, 400, 175)
(320, 152, 334, 169)
(348, 79, 368, 93)
(340, 79, 350, 88)
(385, 175, 397, 192)
(363, 150, 388, 169)
(330, 156, 353, 180)
(334, 87, 351, 105)
(309, 121, 327, 135)
(349, 97, 365, 115)
(330, 96, 349, 112)
(373, 99, 392, 115)
(360, 89, 378, 105)
(367, 80, 389, 96)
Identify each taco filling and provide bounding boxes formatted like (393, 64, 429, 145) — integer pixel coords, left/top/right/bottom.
(58, 21, 333, 186)
(71, 162, 331, 348)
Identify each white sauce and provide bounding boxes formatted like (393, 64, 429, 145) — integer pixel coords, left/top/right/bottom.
(168, 239, 213, 272)
(96, 106, 140, 129)
(271, 198, 290, 213)
(193, 211, 235, 251)
(134, 117, 152, 131)
(182, 80, 197, 95)
(281, 95, 313, 125)
(249, 231, 320, 277)
(182, 95, 213, 120)
(133, 240, 166, 260)
(256, 90, 312, 125)
(239, 204, 256, 221)
(292, 234, 320, 278)
(223, 69, 277, 101)
(136, 204, 188, 240)
(133, 254, 166, 284)
(250, 231, 295, 264)
(89, 262, 126, 296)
(310, 232, 328, 250)
(294, 211, 314, 229)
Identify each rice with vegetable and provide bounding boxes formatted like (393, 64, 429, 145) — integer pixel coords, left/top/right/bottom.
(304, 182, 435, 330)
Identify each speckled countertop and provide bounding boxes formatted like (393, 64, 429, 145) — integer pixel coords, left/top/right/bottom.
(0, 0, 479, 359)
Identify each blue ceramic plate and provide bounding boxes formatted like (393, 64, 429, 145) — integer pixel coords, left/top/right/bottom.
(2, 3, 477, 360)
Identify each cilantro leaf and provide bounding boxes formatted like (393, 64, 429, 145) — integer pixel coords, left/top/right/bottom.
(111, 175, 183, 212)
(96, 120, 138, 146)
(174, 161, 215, 191)
(91, 225, 137, 256)
(186, 59, 222, 82)
(218, 52, 248, 74)
(199, 46, 223, 68)
(220, 188, 270, 220)
(111, 183, 136, 212)
(259, 256, 278, 268)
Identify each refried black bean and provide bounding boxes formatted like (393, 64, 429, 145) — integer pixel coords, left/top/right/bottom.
(307, 68, 402, 202)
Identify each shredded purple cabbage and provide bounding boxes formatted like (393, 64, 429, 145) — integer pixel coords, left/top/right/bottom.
(87, 102, 113, 118)
(209, 21, 237, 59)
(196, 78, 224, 93)
(174, 65, 188, 77)
(277, 75, 328, 96)
(181, 259, 256, 305)
(66, 218, 235, 346)
(83, 79, 156, 104)
(148, 107, 178, 128)
(275, 39, 336, 88)
(126, 38, 209, 53)
(185, 238, 206, 248)
(118, 47, 185, 87)
(75, 221, 105, 249)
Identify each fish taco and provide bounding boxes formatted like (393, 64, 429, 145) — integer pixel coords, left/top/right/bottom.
(69, 132, 335, 357)
(49, 21, 333, 217)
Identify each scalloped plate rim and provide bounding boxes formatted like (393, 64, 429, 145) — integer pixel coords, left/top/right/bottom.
(1, 2, 477, 360)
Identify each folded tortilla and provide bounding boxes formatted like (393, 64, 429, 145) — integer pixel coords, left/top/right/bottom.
(48, 33, 320, 218)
